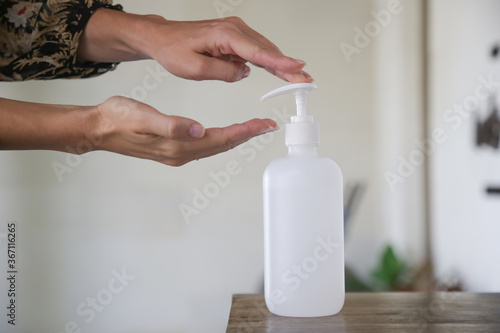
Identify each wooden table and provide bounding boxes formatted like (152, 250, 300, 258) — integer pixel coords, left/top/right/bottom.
(226, 293, 500, 332)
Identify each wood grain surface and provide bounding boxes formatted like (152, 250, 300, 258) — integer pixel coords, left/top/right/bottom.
(226, 292, 500, 332)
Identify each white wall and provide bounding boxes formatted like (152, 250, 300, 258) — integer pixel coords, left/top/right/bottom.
(359, 0, 426, 273)
(0, 1, 426, 332)
(429, 0, 500, 291)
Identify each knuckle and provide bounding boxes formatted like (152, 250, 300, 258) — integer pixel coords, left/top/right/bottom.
(252, 45, 270, 61)
(212, 16, 242, 33)
(169, 147, 185, 160)
(169, 159, 188, 167)
(222, 71, 237, 83)
(166, 117, 183, 139)
(130, 109, 146, 125)
(223, 16, 244, 25)
(156, 145, 188, 167)
(187, 59, 209, 81)
(222, 138, 237, 152)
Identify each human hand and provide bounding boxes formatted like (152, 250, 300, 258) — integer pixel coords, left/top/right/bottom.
(78, 11, 313, 83)
(144, 16, 313, 83)
(92, 96, 278, 166)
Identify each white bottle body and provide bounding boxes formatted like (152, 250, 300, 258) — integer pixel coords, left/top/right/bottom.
(263, 146, 344, 317)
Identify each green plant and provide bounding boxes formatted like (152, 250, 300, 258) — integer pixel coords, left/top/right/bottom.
(345, 245, 409, 292)
(371, 245, 407, 290)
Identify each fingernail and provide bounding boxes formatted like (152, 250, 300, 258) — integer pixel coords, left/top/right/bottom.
(295, 59, 306, 65)
(302, 70, 314, 82)
(189, 124, 205, 138)
(241, 66, 251, 79)
(260, 125, 279, 134)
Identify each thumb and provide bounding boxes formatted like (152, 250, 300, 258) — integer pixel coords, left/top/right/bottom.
(148, 112, 206, 140)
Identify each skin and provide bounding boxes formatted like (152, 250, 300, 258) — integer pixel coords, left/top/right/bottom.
(0, 9, 313, 166)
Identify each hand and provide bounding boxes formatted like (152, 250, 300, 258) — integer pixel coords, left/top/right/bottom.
(92, 96, 278, 166)
(78, 11, 314, 83)
(144, 16, 313, 83)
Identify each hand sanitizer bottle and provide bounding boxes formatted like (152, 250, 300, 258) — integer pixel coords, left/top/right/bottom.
(260, 83, 344, 317)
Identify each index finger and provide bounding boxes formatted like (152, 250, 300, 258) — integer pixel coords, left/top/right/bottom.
(214, 23, 303, 71)
(218, 28, 313, 82)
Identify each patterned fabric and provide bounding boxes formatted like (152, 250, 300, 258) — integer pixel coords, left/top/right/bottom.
(0, 0, 122, 81)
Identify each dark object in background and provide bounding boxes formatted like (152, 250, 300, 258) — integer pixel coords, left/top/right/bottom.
(476, 95, 500, 149)
(486, 186, 500, 195)
(491, 43, 500, 58)
(344, 182, 366, 232)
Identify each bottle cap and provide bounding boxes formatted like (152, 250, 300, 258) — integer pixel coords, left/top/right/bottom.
(260, 83, 319, 146)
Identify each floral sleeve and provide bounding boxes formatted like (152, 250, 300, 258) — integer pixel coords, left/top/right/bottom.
(0, 0, 123, 81)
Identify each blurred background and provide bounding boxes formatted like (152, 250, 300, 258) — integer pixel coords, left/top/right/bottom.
(1, 0, 499, 332)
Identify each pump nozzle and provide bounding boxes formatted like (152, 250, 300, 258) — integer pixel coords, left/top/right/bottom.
(260, 83, 320, 146)
(260, 83, 317, 121)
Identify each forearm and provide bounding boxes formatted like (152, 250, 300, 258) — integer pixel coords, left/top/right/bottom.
(77, 9, 159, 63)
(0, 98, 96, 153)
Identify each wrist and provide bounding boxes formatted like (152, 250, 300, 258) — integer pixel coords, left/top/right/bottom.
(89, 96, 132, 153)
(80, 105, 103, 153)
(126, 14, 168, 61)
(78, 9, 163, 62)
(50, 105, 99, 154)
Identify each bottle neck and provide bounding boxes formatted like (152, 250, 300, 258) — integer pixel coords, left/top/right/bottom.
(287, 145, 318, 156)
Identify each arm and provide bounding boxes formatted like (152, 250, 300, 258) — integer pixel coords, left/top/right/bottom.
(77, 10, 313, 83)
(0, 98, 94, 152)
(1, 10, 303, 165)
(0, 97, 278, 166)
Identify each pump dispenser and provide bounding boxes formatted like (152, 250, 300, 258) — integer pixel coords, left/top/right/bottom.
(261, 83, 320, 146)
(261, 83, 344, 317)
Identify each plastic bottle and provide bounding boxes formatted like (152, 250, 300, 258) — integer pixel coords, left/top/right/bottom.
(260, 83, 344, 317)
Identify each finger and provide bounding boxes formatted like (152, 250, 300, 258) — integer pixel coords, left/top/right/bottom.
(188, 118, 278, 160)
(220, 29, 305, 75)
(221, 22, 314, 82)
(219, 26, 314, 82)
(225, 17, 284, 55)
(220, 54, 247, 63)
(271, 69, 314, 84)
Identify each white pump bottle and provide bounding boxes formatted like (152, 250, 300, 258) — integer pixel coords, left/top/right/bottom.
(261, 83, 344, 317)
